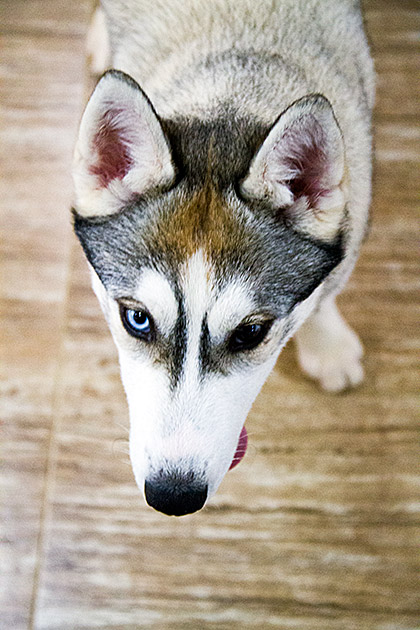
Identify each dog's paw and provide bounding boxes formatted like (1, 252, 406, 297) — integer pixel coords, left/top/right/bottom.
(295, 303, 364, 393)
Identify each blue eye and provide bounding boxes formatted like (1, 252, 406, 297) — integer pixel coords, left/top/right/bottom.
(120, 306, 154, 340)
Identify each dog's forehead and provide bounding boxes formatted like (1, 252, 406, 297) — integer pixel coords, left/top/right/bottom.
(75, 175, 343, 321)
(132, 247, 255, 337)
(74, 179, 268, 316)
(180, 249, 256, 336)
(145, 182, 251, 265)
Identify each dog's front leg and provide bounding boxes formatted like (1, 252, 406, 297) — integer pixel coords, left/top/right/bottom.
(294, 296, 364, 393)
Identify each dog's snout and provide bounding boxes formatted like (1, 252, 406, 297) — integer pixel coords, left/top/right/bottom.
(144, 470, 208, 516)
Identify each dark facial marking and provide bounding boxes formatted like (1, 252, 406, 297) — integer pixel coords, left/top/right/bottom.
(199, 316, 212, 378)
(161, 114, 270, 189)
(167, 288, 188, 390)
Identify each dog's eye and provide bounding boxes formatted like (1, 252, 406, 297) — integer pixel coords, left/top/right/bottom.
(120, 306, 154, 340)
(228, 322, 271, 353)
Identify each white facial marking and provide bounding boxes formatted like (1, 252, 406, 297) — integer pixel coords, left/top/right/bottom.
(134, 268, 178, 336)
(179, 249, 213, 381)
(208, 280, 255, 342)
(91, 251, 326, 511)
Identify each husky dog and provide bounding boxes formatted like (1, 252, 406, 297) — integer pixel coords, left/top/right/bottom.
(72, 0, 374, 516)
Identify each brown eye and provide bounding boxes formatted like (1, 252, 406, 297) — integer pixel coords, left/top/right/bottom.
(228, 322, 271, 353)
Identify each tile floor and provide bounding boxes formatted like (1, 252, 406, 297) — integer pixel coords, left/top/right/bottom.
(1, 1, 419, 628)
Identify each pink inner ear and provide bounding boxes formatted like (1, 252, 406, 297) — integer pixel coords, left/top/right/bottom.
(90, 108, 134, 188)
(282, 121, 330, 206)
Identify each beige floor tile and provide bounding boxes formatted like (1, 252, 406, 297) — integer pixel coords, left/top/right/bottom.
(0, 2, 91, 629)
(2, 1, 419, 629)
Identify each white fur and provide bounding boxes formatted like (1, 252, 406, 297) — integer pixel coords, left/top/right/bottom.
(124, 348, 278, 498)
(91, 251, 292, 498)
(133, 269, 179, 336)
(91, 251, 330, 499)
(180, 250, 214, 383)
(208, 280, 255, 342)
(91, 251, 360, 505)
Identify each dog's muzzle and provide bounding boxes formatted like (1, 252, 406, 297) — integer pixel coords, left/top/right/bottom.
(144, 469, 208, 517)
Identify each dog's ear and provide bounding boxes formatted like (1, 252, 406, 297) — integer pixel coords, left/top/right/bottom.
(241, 95, 347, 242)
(72, 70, 175, 218)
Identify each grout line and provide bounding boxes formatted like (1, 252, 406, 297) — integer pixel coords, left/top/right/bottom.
(27, 10, 95, 624)
(27, 234, 77, 630)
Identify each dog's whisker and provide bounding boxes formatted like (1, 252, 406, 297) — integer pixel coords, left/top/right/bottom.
(112, 438, 130, 458)
(113, 421, 129, 435)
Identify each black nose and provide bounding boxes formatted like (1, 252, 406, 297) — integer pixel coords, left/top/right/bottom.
(144, 470, 208, 516)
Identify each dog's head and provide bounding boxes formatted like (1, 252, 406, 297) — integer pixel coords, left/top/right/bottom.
(72, 70, 347, 516)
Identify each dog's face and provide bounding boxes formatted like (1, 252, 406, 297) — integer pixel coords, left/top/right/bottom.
(73, 71, 347, 515)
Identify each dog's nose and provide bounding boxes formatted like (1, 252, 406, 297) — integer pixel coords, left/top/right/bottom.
(144, 471, 208, 516)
